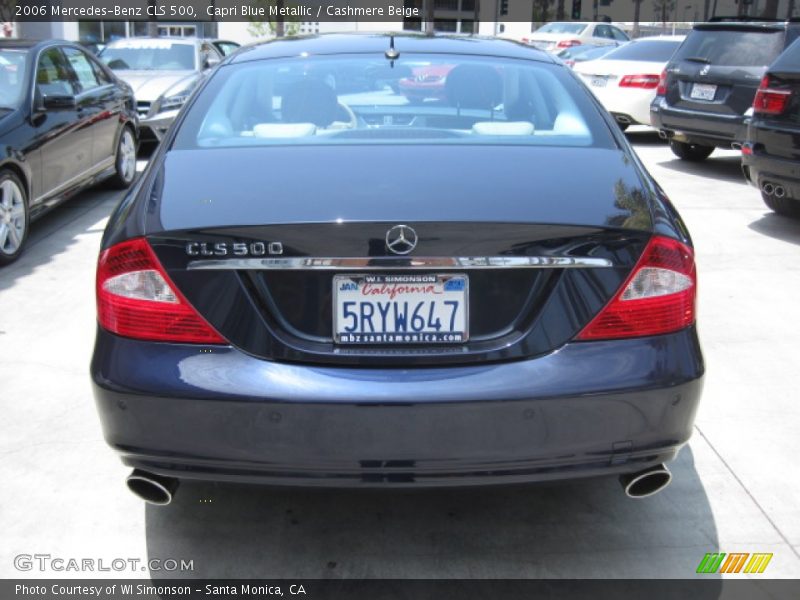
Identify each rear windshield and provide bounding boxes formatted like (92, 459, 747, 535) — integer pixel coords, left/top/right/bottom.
(557, 44, 606, 60)
(537, 23, 587, 35)
(173, 54, 613, 150)
(673, 29, 784, 67)
(100, 39, 195, 71)
(0, 49, 28, 110)
(603, 40, 682, 62)
(573, 46, 617, 62)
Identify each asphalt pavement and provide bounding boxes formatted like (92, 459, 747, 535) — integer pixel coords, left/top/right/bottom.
(1, 134, 799, 579)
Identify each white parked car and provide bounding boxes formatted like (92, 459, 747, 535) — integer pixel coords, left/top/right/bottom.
(574, 35, 685, 129)
(525, 22, 630, 53)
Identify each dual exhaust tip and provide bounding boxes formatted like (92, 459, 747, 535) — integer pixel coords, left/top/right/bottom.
(619, 464, 672, 499)
(125, 463, 672, 504)
(126, 469, 178, 506)
(762, 182, 786, 198)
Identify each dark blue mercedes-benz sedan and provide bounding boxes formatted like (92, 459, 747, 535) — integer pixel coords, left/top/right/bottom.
(90, 34, 704, 505)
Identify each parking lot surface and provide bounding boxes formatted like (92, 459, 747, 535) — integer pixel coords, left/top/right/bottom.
(1, 134, 799, 579)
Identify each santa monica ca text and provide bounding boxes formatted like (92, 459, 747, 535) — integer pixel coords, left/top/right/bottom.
(16, 584, 307, 596)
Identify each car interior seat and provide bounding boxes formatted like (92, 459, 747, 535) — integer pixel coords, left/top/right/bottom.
(281, 78, 339, 128)
(445, 64, 503, 113)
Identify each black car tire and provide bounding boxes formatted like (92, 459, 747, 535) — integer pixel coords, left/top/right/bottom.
(107, 126, 138, 189)
(763, 192, 800, 218)
(0, 169, 29, 266)
(669, 140, 714, 162)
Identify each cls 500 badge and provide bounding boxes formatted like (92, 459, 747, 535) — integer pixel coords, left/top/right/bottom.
(185, 242, 284, 257)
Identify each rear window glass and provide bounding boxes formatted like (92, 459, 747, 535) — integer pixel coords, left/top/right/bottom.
(173, 54, 613, 150)
(537, 23, 587, 35)
(673, 29, 784, 67)
(573, 46, 616, 62)
(603, 40, 682, 62)
(100, 39, 195, 71)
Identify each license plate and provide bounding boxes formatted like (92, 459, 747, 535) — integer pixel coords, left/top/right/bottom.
(591, 76, 608, 88)
(690, 83, 717, 101)
(333, 274, 468, 344)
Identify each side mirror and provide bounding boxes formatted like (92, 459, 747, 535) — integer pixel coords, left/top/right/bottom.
(42, 94, 77, 110)
(203, 56, 221, 70)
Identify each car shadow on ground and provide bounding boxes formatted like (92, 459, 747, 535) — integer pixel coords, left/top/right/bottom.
(655, 154, 747, 185)
(748, 212, 800, 246)
(626, 129, 667, 147)
(145, 447, 721, 584)
(0, 187, 116, 294)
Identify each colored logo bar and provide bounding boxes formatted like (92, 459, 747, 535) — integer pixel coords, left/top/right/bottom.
(697, 553, 773, 574)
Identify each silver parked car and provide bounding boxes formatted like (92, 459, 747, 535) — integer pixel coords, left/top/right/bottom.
(99, 37, 223, 142)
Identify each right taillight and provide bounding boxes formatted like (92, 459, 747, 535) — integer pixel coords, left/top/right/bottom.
(619, 74, 661, 89)
(96, 237, 225, 344)
(753, 75, 792, 116)
(656, 69, 667, 96)
(557, 39, 582, 49)
(577, 236, 696, 341)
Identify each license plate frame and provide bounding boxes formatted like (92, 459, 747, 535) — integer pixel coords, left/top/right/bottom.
(690, 83, 717, 101)
(333, 273, 469, 345)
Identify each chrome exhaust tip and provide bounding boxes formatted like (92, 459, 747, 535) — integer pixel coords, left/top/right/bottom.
(762, 182, 775, 196)
(657, 130, 668, 140)
(774, 185, 786, 198)
(126, 469, 178, 505)
(620, 464, 672, 499)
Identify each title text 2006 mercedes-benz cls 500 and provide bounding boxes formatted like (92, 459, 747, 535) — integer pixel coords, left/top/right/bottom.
(91, 34, 704, 504)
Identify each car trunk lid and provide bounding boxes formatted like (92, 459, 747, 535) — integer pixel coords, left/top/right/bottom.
(144, 146, 654, 365)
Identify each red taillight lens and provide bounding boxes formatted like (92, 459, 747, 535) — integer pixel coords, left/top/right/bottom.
(656, 70, 668, 96)
(577, 236, 696, 341)
(557, 39, 582, 49)
(619, 74, 661, 89)
(753, 75, 791, 115)
(96, 238, 225, 344)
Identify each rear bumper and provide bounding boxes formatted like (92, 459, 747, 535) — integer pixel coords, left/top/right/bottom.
(650, 98, 747, 147)
(742, 143, 800, 200)
(590, 85, 655, 126)
(91, 327, 704, 488)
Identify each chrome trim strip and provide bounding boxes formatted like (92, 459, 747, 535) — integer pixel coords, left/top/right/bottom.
(186, 256, 613, 271)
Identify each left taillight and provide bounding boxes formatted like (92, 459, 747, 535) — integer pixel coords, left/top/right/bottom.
(656, 69, 668, 96)
(577, 236, 696, 341)
(96, 237, 225, 344)
(619, 74, 661, 89)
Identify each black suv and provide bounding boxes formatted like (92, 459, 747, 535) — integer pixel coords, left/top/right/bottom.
(742, 38, 800, 217)
(651, 19, 800, 161)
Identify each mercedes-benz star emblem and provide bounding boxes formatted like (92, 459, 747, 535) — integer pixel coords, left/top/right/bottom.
(385, 224, 418, 255)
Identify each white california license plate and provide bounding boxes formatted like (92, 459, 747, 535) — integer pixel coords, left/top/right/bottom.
(690, 83, 717, 101)
(333, 274, 468, 344)
(591, 76, 608, 88)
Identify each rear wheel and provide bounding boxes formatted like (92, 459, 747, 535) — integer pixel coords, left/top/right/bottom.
(107, 126, 137, 189)
(0, 170, 29, 266)
(763, 191, 800, 218)
(669, 140, 714, 162)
